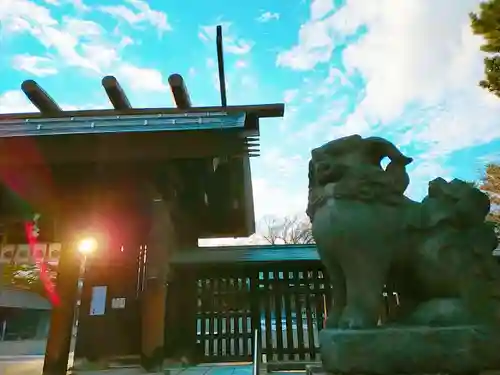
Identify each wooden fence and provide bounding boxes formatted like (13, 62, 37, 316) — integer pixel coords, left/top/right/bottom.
(187, 262, 330, 363)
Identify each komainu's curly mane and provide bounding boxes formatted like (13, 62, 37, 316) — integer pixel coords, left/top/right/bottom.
(306, 135, 413, 220)
(307, 159, 408, 219)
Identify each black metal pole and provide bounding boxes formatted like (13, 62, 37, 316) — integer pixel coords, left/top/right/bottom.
(216, 25, 228, 107)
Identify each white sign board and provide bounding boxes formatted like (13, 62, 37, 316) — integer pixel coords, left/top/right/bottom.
(90, 286, 107, 316)
(111, 297, 126, 309)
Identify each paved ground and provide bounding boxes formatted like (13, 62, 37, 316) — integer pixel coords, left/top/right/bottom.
(0, 356, 305, 375)
(0, 355, 44, 375)
(0, 340, 47, 356)
(0, 357, 256, 375)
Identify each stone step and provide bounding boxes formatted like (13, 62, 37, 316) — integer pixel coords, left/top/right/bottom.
(267, 361, 320, 372)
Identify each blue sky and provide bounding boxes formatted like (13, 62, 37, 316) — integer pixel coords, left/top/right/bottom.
(1, 0, 500, 243)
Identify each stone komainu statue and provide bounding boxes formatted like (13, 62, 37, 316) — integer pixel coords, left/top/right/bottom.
(307, 134, 500, 330)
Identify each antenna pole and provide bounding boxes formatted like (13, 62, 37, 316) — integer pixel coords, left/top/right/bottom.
(216, 25, 228, 107)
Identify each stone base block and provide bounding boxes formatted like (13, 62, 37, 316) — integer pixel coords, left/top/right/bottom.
(319, 325, 500, 374)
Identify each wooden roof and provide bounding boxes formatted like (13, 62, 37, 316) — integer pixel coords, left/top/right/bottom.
(171, 244, 320, 265)
(172, 244, 500, 265)
(0, 287, 51, 310)
(0, 26, 284, 163)
(0, 25, 285, 239)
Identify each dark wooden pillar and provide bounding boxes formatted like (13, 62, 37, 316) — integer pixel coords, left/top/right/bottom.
(164, 266, 198, 360)
(140, 190, 197, 371)
(43, 226, 81, 375)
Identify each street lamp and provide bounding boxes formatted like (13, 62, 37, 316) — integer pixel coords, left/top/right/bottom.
(73, 235, 99, 350)
(77, 237, 98, 256)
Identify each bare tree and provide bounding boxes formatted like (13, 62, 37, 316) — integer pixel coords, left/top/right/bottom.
(260, 215, 314, 245)
(479, 163, 500, 227)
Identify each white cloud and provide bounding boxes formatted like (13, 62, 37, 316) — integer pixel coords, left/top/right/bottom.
(117, 63, 169, 92)
(413, 90, 499, 148)
(81, 44, 120, 72)
(71, 0, 89, 12)
(0, 90, 37, 113)
(62, 16, 102, 38)
(279, 0, 500, 160)
(406, 153, 452, 200)
(477, 152, 500, 165)
(311, 0, 335, 20)
(1, 0, 169, 93)
(12, 54, 58, 76)
(0, 89, 109, 114)
(296, 100, 352, 141)
(0, 0, 57, 34)
(334, 1, 485, 123)
(98, 0, 171, 34)
(235, 60, 247, 68)
(199, 234, 266, 247)
(252, 177, 308, 219)
(283, 89, 299, 103)
(118, 36, 134, 48)
(275, 0, 343, 70)
(260, 148, 307, 179)
(279, 105, 298, 133)
(199, 23, 253, 55)
(204, 57, 221, 92)
(202, 53, 264, 105)
(41, 0, 89, 10)
(206, 58, 216, 68)
(411, 157, 450, 182)
(329, 109, 371, 139)
(1, 3, 111, 72)
(256, 11, 280, 23)
(325, 66, 351, 87)
(278, 0, 484, 102)
(276, 0, 500, 206)
(276, 18, 336, 70)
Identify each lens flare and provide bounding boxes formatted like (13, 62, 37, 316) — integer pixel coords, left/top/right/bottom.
(77, 237, 98, 255)
(25, 221, 59, 306)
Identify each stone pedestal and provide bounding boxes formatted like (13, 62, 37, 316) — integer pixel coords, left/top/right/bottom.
(319, 326, 500, 374)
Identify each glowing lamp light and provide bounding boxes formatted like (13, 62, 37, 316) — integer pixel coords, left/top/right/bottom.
(77, 237, 98, 255)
